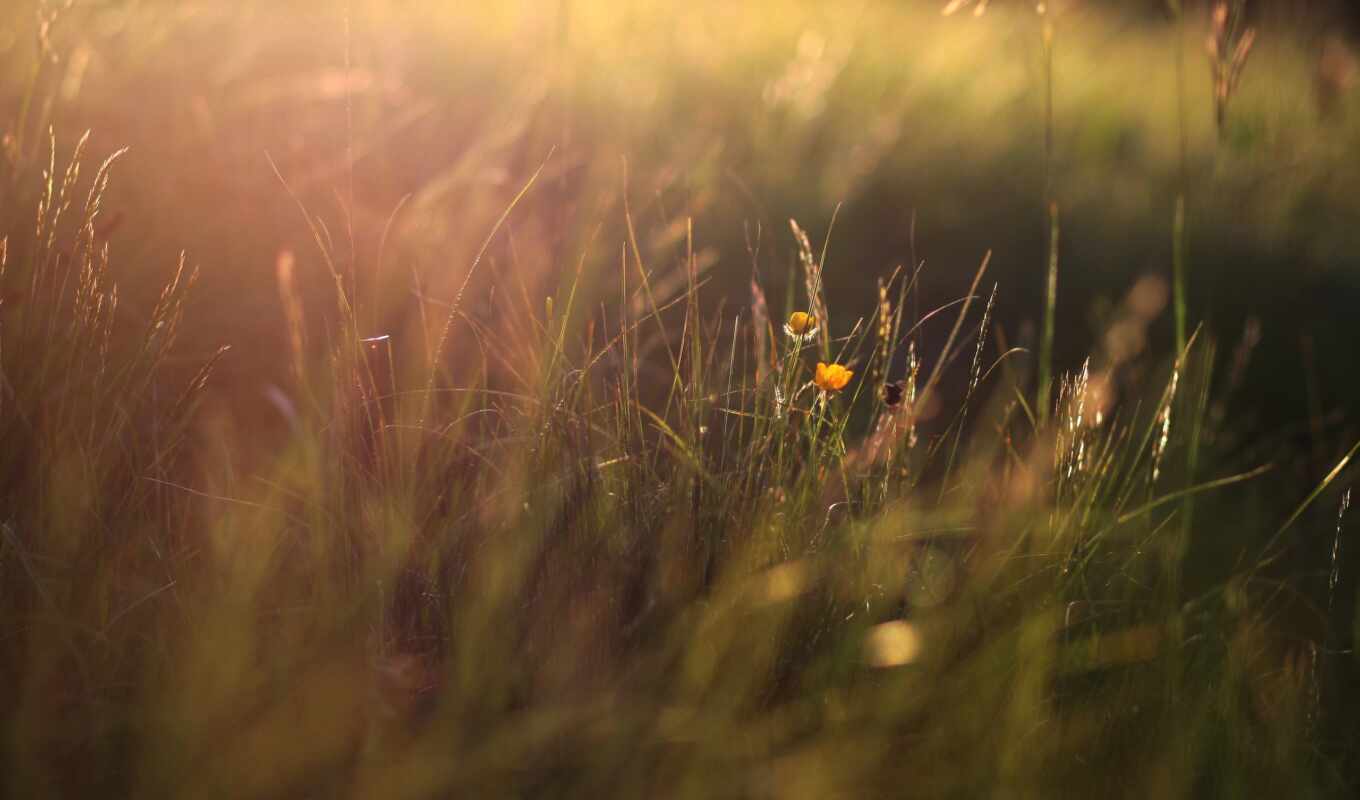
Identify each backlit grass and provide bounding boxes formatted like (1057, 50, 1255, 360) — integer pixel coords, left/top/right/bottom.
(2, 1, 1358, 797)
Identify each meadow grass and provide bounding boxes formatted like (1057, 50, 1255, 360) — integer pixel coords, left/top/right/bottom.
(2, 1, 1358, 797)
(0, 130, 1349, 798)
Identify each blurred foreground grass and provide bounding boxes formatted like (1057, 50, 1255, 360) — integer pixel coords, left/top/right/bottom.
(2, 1, 1359, 797)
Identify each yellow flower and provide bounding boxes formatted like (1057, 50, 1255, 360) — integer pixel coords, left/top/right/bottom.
(787, 311, 816, 335)
(814, 362, 853, 392)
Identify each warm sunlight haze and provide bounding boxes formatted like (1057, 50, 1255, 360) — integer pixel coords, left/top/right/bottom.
(2, 0, 1360, 796)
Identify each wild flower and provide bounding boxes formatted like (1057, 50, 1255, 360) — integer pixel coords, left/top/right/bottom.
(814, 362, 853, 393)
(785, 310, 818, 345)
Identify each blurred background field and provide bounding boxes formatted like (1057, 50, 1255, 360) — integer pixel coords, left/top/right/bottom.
(3, 0, 1360, 796)
(3, 0, 1359, 444)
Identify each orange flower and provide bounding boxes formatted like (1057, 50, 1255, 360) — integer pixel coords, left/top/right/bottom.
(785, 311, 818, 343)
(814, 362, 853, 392)
(787, 311, 816, 335)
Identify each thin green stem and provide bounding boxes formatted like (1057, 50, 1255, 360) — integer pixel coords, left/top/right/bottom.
(1037, 12, 1058, 426)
